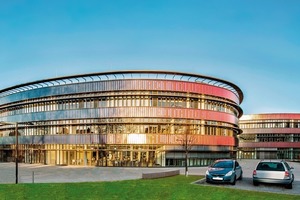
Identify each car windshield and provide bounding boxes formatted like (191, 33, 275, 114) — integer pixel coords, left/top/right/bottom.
(212, 161, 233, 168)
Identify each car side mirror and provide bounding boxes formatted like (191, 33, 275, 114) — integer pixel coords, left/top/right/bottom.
(290, 167, 294, 170)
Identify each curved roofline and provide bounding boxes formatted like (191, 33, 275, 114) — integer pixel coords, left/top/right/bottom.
(241, 113, 300, 120)
(0, 70, 244, 103)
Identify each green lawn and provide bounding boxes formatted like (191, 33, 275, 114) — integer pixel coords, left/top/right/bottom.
(0, 175, 298, 200)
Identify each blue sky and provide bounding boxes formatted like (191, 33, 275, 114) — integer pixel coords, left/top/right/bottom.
(1, 0, 300, 115)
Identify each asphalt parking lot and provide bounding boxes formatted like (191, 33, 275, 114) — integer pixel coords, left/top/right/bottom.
(196, 177, 300, 195)
(0, 159, 299, 195)
(194, 159, 300, 196)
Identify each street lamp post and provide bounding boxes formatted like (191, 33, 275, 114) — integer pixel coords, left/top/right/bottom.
(15, 122, 19, 184)
(184, 131, 188, 177)
(0, 121, 19, 184)
(1, 121, 35, 184)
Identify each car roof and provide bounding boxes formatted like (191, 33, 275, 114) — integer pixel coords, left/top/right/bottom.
(259, 160, 285, 163)
(215, 159, 235, 162)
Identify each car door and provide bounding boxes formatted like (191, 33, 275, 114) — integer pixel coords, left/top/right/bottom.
(234, 161, 242, 179)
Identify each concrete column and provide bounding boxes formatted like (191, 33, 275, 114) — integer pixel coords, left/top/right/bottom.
(201, 99, 205, 109)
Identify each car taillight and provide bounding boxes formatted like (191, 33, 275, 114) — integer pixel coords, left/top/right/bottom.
(253, 170, 257, 176)
(284, 171, 290, 178)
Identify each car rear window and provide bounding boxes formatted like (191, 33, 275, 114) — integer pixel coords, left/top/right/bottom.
(256, 162, 285, 171)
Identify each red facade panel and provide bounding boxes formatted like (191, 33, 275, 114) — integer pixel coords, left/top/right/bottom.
(114, 80, 239, 104)
(242, 128, 300, 134)
(239, 142, 300, 148)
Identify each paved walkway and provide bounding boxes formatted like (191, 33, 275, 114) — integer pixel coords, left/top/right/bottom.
(0, 163, 186, 184)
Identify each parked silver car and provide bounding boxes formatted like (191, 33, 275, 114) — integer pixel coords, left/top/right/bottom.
(253, 160, 294, 189)
(206, 159, 243, 185)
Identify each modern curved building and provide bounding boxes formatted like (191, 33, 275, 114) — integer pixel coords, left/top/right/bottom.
(239, 114, 300, 161)
(0, 71, 243, 167)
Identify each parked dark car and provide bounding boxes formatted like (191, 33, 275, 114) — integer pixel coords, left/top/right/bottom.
(253, 160, 294, 189)
(205, 159, 243, 185)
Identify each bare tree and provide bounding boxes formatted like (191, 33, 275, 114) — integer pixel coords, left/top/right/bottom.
(177, 126, 195, 177)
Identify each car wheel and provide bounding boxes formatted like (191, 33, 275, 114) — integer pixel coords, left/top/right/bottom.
(285, 183, 293, 189)
(230, 175, 236, 185)
(253, 181, 258, 186)
(238, 172, 243, 180)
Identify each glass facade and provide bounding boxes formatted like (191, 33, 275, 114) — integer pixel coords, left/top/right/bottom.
(239, 114, 300, 161)
(0, 71, 243, 167)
